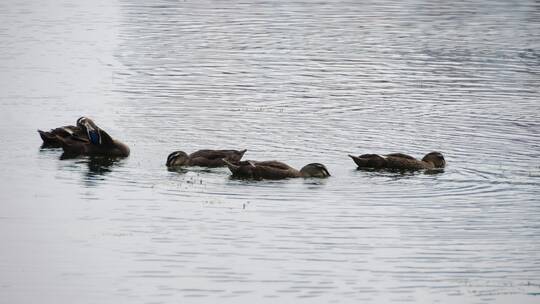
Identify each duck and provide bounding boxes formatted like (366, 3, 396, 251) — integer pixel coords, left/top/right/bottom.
(166, 149, 247, 167)
(223, 159, 330, 180)
(38, 117, 130, 157)
(348, 151, 445, 171)
(38, 117, 89, 147)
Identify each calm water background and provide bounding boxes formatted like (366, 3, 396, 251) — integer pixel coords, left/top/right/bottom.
(1, 0, 540, 303)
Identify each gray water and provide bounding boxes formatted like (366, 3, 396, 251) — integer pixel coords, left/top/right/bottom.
(1, 0, 540, 303)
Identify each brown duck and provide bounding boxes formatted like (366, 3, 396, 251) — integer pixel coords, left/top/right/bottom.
(166, 149, 247, 167)
(38, 117, 91, 147)
(223, 159, 330, 180)
(38, 117, 130, 157)
(348, 151, 445, 171)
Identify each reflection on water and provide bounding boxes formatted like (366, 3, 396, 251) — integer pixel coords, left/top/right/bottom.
(353, 166, 445, 176)
(82, 157, 123, 184)
(166, 166, 189, 175)
(1, 0, 540, 303)
(55, 151, 126, 187)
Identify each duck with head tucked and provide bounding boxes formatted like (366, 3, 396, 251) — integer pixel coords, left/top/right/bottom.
(38, 117, 130, 157)
(223, 159, 330, 180)
(38, 117, 92, 147)
(348, 151, 445, 171)
(166, 149, 247, 168)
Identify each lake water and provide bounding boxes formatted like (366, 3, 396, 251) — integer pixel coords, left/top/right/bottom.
(1, 0, 539, 303)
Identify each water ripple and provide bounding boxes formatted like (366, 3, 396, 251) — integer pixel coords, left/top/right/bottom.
(1, 0, 540, 303)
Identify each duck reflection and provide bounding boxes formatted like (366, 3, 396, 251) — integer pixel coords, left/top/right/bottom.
(167, 165, 218, 175)
(59, 153, 125, 187)
(352, 167, 445, 180)
(167, 166, 189, 175)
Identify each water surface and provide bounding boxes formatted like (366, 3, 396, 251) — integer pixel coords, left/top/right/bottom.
(1, 0, 539, 303)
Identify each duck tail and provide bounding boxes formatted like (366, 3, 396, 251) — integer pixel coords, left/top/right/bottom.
(349, 154, 386, 168)
(38, 129, 53, 142)
(348, 154, 368, 167)
(38, 129, 63, 147)
(236, 149, 247, 161)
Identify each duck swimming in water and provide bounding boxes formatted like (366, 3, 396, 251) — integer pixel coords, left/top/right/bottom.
(348, 151, 445, 171)
(166, 149, 247, 167)
(223, 159, 330, 180)
(38, 117, 130, 157)
(38, 117, 91, 147)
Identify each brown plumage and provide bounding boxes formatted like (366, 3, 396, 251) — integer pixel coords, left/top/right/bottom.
(38, 126, 85, 147)
(223, 159, 330, 180)
(38, 117, 130, 157)
(348, 151, 446, 171)
(166, 149, 247, 167)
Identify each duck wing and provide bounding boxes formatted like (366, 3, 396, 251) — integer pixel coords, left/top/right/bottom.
(76, 117, 115, 147)
(385, 153, 416, 160)
(97, 129, 115, 147)
(385, 156, 426, 170)
(38, 125, 82, 146)
(349, 154, 387, 168)
(189, 149, 246, 160)
(224, 160, 296, 179)
(251, 161, 299, 179)
(254, 160, 293, 170)
(77, 117, 102, 145)
(56, 135, 88, 155)
(189, 157, 227, 167)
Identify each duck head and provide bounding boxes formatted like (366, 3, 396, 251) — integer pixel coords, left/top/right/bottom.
(166, 151, 189, 166)
(299, 163, 331, 178)
(77, 116, 102, 145)
(422, 152, 446, 168)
